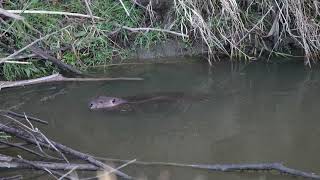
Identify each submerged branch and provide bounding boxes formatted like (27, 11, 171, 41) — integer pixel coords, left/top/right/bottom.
(97, 158, 320, 179)
(0, 123, 132, 179)
(0, 140, 47, 158)
(1, 152, 320, 180)
(0, 110, 48, 125)
(0, 175, 22, 180)
(1, 113, 318, 179)
(0, 73, 143, 90)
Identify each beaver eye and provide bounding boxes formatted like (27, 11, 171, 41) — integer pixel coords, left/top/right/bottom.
(112, 99, 116, 103)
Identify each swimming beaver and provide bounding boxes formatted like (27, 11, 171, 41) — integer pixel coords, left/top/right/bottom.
(88, 92, 200, 112)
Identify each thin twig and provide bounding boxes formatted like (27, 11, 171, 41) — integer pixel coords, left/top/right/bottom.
(0, 25, 71, 63)
(58, 166, 78, 180)
(0, 140, 47, 158)
(0, 123, 132, 179)
(83, 0, 95, 24)
(5, 10, 102, 19)
(82, 159, 137, 180)
(16, 156, 68, 180)
(118, 0, 130, 16)
(2, 110, 48, 125)
(0, 142, 29, 149)
(3, 61, 32, 64)
(0, 175, 23, 180)
(0, 8, 24, 20)
(2, 54, 37, 60)
(119, 25, 188, 38)
(96, 157, 320, 179)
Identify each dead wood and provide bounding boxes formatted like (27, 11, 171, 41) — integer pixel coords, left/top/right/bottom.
(0, 73, 143, 90)
(0, 140, 47, 158)
(29, 46, 83, 75)
(0, 123, 132, 179)
(0, 175, 22, 180)
(0, 110, 48, 125)
(96, 157, 320, 179)
(1, 113, 319, 179)
(0, 154, 97, 170)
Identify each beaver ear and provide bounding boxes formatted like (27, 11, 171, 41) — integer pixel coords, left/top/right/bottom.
(112, 99, 116, 103)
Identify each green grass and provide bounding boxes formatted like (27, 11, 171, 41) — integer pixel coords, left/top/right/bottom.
(0, 0, 166, 80)
(0, 132, 11, 140)
(2, 0, 317, 80)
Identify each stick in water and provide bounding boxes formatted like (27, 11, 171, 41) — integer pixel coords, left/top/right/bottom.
(0, 73, 143, 90)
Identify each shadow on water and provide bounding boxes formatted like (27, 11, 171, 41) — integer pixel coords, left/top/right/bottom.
(1, 59, 320, 179)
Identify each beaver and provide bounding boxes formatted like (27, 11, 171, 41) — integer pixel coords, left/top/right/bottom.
(88, 92, 201, 112)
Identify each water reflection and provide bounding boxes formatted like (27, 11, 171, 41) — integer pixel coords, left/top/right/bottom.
(1, 61, 320, 179)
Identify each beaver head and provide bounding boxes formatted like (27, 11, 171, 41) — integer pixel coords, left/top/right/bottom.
(88, 96, 128, 110)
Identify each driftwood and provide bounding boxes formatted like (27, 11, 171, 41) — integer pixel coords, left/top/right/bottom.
(0, 175, 22, 180)
(1, 111, 320, 179)
(0, 73, 143, 90)
(1, 152, 320, 180)
(0, 122, 131, 179)
(0, 110, 48, 125)
(0, 154, 97, 170)
(0, 142, 28, 149)
(0, 140, 48, 158)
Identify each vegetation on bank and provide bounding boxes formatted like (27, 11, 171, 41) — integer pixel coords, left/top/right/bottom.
(0, 0, 320, 80)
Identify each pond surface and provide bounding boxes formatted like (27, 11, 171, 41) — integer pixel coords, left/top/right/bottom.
(1, 59, 320, 180)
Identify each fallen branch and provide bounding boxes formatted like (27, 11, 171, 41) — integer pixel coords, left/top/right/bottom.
(0, 142, 28, 149)
(16, 157, 68, 179)
(119, 25, 189, 38)
(96, 158, 320, 179)
(0, 123, 131, 179)
(0, 140, 48, 158)
(0, 8, 24, 20)
(0, 160, 97, 171)
(29, 46, 83, 75)
(1, 118, 320, 179)
(0, 175, 22, 180)
(3, 61, 32, 64)
(5, 9, 102, 19)
(0, 73, 143, 90)
(0, 26, 71, 64)
(1, 153, 320, 180)
(0, 110, 48, 125)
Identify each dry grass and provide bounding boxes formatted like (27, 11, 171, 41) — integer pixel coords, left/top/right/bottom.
(171, 0, 320, 65)
(1, 0, 320, 80)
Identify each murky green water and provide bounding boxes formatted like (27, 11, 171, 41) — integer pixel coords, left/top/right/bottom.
(1, 59, 320, 180)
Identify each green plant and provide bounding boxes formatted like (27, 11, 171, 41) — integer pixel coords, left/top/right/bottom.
(0, 132, 11, 140)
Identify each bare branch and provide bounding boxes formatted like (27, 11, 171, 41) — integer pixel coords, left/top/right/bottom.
(0, 8, 24, 20)
(0, 73, 143, 90)
(5, 10, 102, 19)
